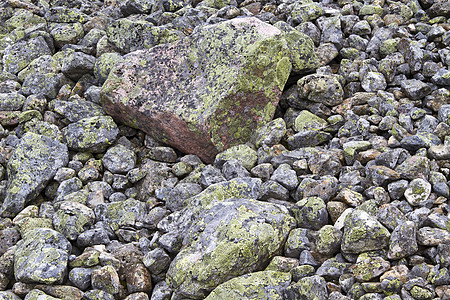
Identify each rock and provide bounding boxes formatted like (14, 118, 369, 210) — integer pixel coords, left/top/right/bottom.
(0, 291, 20, 300)
(101, 17, 317, 163)
(308, 151, 342, 177)
(94, 199, 146, 231)
(417, 227, 450, 246)
(284, 228, 311, 258)
(427, 0, 450, 18)
(259, 180, 289, 201)
(53, 201, 95, 241)
(69, 267, 93, 290)
(250, 118, 286, 148)
(214, 144, 257, 171)
(296, 176, 338, 202)
(106, 18, 156, 53)
(297, 74, 344, 106)
(102, 144, 136, 174)
(0, 93, 25, 111)
(428, 145, 450, 160)
(91, 265, 121, 295)
(352, 255, 390, 282)
(23, 289, 59, 300)
(292, 196, 328, 230)
(316, 258, 350, 281)
(367, 165, 401, 186)
(166, 198, 295, 299)
(0, 133, 68, 217)
(284, 275, 328, 299)
(395, 156, 430, 180)
(53, 98, 105, 123)
(287, 130, 332, 148)
(315, 225, 342, 256)
(341, 210, 391, 254)
(388, 221, 418, 260)
(200, 165, 226, 187)
(361, 72, 387, 92)
(3, 37, 52, 75)
(125, 263, 152, 293)
(14, 228, 71, 284)
(401, 79, 431, 100)
(270, 163, 298, 190)
(62, 116, 119, 153)
(159, 183, 203, 212)
(94, 53, 123, 84)
(222, 160, 251, 180)
(293, 110, 327, 132)
(400, 132, 441, 151)
(147, 147, 178, 163)
(61, 51, 96, 81)
(143, 248, 171, 275)
(205, 271, 291, 300)
(404, 178, 432, 207)
(50, 23, 84, 48)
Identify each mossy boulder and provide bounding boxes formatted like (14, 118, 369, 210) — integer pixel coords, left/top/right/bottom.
(0, 133, 68, 217)
(284, 275, 328, 299)
(14, 228, 71, 284)
(341, 210, 391, 254)
(101, 17, 317, 163)
(106, 18, 156, 53)
(205, 271, 291, 300)
(214, 144, 258, 171)
(2, 36, 52, 74)
(94, 199, 146, 231)
(62, 116, 119, 153)
(53, 201, 95, 241)
(166, 198, 296, 299)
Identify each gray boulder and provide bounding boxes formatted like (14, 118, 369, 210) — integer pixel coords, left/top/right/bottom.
(0, 133, 68, 217)
(14, 228, 71, 284)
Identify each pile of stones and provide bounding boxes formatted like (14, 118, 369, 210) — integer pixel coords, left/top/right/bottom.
(0, 0, 449, 299)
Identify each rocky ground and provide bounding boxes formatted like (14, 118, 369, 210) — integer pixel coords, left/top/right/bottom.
(0, 0, 450, 299)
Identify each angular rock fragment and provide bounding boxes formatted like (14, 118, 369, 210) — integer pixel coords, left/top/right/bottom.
(14, 228, 71, 284)
(62, 116, 119, 153)
(0, 133, 68, 217)
(101, 17, 317, 163)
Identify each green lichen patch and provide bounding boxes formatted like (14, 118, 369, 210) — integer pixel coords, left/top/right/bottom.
(341, 210, 391, 254)
(205, 271, 291, 300)
(14, 228, 71, 284)
(0, 132, 68, 217)
(166, 198, 295, 299)
(100, 17, 317, 163)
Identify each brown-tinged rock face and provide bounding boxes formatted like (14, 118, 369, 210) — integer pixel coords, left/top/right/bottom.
(100, 17, 317, 163)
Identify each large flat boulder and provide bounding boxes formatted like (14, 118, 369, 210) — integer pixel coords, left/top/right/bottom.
(100, 17, 317, 163)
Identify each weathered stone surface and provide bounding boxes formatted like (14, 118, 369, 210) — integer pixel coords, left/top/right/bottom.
(14, 228, 71, 284)
(205, 271, 291, 300)
(0, 133, 68, 217)
(3, 37, 52, 75)
(62, 116, 119, 153)
(341, 210, 391, 254)
(166, 198, 295, 299)
(101, 17, 317, 163)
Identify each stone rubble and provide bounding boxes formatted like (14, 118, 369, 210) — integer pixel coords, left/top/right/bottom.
(0, 0, 449, 299)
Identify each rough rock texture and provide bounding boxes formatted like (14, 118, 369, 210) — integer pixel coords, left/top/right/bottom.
(100, 17, 317, 163)
(205, 270, 291, 300)
(166, 198, 296, 299)
(0, 133, 68, 217)
(14, 228, 72, 284)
